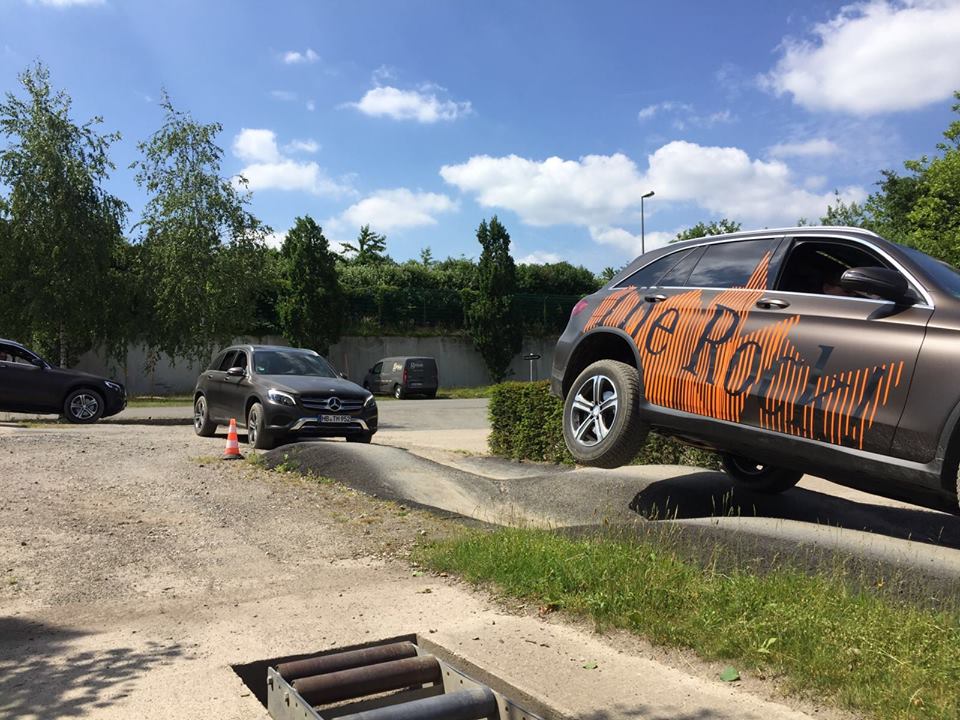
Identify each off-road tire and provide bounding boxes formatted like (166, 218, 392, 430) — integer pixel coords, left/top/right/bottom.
(562, 359, 649, 468)
(394, 384, 405, 400)
(63, 388, 104, 424)
(347, 431, 373, 444)
(247, 402, 275, 450)
(720, 452, 803, 494)
(193, 395, 217, 437)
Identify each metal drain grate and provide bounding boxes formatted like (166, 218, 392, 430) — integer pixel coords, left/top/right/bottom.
(265, 635, 547, 720)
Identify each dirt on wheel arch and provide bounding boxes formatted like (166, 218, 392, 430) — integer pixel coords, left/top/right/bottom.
(0, 423, 851, 720)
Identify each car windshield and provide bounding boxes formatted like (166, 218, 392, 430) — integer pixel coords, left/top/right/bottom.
(901, 246, 960, 299)
(253, 350, 337, 377)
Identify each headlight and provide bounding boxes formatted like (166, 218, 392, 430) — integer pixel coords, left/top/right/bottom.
(268, 388, 296, 406)
(104, 380, 122, 393)
(363, 393, 376, 408)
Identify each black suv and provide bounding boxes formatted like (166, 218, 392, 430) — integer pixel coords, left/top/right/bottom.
(552, 227, 960, 512)
(193, 344, 377, 450)
(0, 338, 126, 423)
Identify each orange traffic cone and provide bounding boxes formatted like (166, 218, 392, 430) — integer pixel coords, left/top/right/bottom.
(222, 418, 244, 460)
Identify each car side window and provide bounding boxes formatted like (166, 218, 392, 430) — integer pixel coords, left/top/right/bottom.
(209, 351, 228, 371)
(659, 246, 706, 287)
(372, 362, 383, 374)
(617, 250, 692, 288)
(0, 346, 36, 365)
(685, 239, 779, 289)
(233, 351, 248, 371)
(218, 351, 238, 371)
(776, 240, 890, 298)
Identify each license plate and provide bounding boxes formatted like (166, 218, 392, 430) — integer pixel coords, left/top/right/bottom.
(320, 415, 353, 424)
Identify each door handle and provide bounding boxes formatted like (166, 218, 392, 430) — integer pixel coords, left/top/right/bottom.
(644, 294, 667, 303)
(756, 297, 790, 309)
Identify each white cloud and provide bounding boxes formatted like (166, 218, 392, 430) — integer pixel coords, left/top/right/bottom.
(347, 86, 472, 123)
(241, 160, 352, 197)
(232, 129, 353, 198)
(28, 0, 103, 6)
(306, 100, 316, 112)
(271, 90, 297, 102)
(763, 0, 960, 114)
(233, 128, 281, 163)
(638, 101, 734, 129)
(441, 153, 651, 227)
(517, 250, 564, 265)
(638, 101, 692, 121)
(589, 227, 674, 255)
(768, 138, 840, 158)
(441, 143, 866, 244)
(328, 189, 458, 235)
(282, 48, 319, 65)
(264, 231, 286, 250)
(284, 138, 320, 154)
(644, 141, 865, 224)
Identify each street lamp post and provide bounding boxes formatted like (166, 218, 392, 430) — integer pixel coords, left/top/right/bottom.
(640, 190, 655, 255)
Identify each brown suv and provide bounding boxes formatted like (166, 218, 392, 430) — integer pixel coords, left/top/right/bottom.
(551, 227, 960, 512)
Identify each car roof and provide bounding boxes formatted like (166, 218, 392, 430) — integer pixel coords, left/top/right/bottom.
(612, 226, 893, 286)
(218, 344, 320, 355)
(0, 338, 25, 347)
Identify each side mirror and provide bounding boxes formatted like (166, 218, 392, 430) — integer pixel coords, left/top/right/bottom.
(30, 357, 47, 369)
(339, 372, 348, 379)
(841, 267, 910, 302)
(226, 366, 246, 377)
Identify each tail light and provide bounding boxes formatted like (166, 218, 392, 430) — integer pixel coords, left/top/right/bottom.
(571, 298, 589, 317)
(403, 368, 408, 385)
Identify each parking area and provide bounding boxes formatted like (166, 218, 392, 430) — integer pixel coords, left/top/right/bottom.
(0, 406, 850, 720)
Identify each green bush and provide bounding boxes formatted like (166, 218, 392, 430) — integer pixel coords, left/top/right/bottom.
(488, 380, 719, 470)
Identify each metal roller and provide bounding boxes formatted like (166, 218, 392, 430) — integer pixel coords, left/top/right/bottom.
(278, 642, 418, 681)
(293, 655, 442, 706)
(337, 687, 499, 720)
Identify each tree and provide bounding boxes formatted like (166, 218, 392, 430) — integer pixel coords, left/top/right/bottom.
(133, 92, 268, 362)
(419, 246, 434, 267)
(277, 216, 344, 354)
(0, 63, 128, 366)
(865, 170, 922, 244)
(341, 224, 388, 264)
(516, 261, 600, 296)
(673, 219, 741, 242)
(464, 216, 522, 382)
(820, 190, 869, 228)
(901, 92, 960, 266)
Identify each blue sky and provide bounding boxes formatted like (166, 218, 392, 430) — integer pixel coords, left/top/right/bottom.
(2, 0, 959, 271)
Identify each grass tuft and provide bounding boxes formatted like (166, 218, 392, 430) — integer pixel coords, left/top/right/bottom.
(418, 527, 960, 720)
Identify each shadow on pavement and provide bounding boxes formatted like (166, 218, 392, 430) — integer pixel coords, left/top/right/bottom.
(630, 472, 960, 549)
(581, 708, 727, 720)
(105, 417, 193, 426)
(0, 617, 184, 718)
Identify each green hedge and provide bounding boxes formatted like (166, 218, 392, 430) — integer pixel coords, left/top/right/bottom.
(488, 380, 720, 469)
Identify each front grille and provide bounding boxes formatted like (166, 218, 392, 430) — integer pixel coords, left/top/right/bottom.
(300, 395, 364, 412)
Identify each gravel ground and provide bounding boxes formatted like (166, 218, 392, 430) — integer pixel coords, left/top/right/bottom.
(0, 419, 851, 720)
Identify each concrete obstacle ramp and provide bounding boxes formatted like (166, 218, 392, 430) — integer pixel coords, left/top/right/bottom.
(263, 441, 719, 528)
(265, 441, 960, 598)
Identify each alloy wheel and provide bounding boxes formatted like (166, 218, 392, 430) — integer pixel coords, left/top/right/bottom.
(568, 374, 618, 447)
(69, 393, 100, 421)
(194, 397, 206, 431)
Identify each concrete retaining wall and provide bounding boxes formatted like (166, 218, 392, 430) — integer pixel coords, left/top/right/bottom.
(75, 335, 560, 395)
